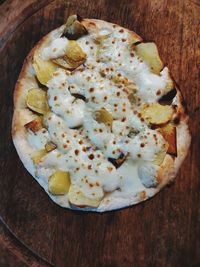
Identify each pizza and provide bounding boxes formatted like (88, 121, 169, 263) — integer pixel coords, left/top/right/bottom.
(12, 15, 191, 212)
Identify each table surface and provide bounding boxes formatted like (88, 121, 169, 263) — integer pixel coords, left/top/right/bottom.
(0, 0, 200, 266)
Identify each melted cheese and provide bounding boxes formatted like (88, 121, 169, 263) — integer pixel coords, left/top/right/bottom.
(28, 23, 174, 206)
(42, 38, 69, 60)
(27, 128, 50, 150)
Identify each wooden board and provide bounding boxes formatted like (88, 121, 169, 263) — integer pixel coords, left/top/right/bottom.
(0, 221, 50, 266)
(0, 0, 199, 266)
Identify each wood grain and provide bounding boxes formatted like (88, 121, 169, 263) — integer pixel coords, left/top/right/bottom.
(0, 0, 199, 266)
(0, 220, 51, 267)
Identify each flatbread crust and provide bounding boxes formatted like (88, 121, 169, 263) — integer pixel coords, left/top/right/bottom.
(12, 19, 191, 212)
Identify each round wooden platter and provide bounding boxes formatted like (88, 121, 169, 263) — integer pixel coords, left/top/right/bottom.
(0, 0, 200, 266)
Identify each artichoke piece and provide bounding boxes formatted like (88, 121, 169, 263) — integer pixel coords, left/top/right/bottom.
(112, 75, 137, 103)
(141, 103, 173, 126)
(53, 40, 87, 70)
(52, 57, 76, 70)
(159, 88, 177, 105)
(31, 149, 47, 164)
(62, 14, 88, 40)
(135, 42, 164, 74)
(53, 55, 84, 70)
(96, 42, 110, 63)
(108, 153, 127, 168)
(95, 31, 112, 63)
(66, 40, 87, 62)
(45, 141, 57, 152)
(48, 170, 71, 195)
(128, 128, 139, 138)
(68, 184, 101, 208)
(94, 29, 112, 44)
(126, 83, 137, 103)
(33, 51, 57, 85)
(95, 108, 113, 127)
(71, 93, 86, 102)
(26, 88, 49, 115)
(25, 117, 43, 133)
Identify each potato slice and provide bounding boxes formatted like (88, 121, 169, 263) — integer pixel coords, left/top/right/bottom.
(158, 124, 177, 156)
(45, 141, 57, 152)
(24, 117, 43, 132)
(48, 170, 71, 195)
(95, 108, 113, 127)
(62, 15, 88, 40)
(53, 40, 86, 70)
(135, 42, 164, 74)
(68, 184, 101, 208)
(31, 149, 47, 164)
(26, 88, 49, 114)
(141, 103, 173, 125)
(33, 51, 57, 85)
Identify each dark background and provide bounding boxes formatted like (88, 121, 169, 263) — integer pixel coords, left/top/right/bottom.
(0, 0, 199, 266)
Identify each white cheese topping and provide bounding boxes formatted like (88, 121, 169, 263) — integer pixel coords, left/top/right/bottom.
(27, 128, 50, 150)
(28, 23, 174, 205)
(47, 71, 86, 128)
(42, 38, 69, 60)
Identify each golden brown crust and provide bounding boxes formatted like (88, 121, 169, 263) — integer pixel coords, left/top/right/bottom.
(82, 19, 143, 43)
(12, 19, 191, 212)
(12, 26, 58, 136)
